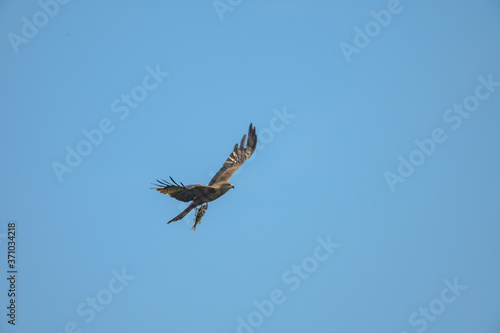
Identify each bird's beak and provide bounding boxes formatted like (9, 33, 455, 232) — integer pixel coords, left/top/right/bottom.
(232, 185, 235, 189)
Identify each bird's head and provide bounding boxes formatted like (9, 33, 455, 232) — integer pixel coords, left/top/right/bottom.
(221, 182, 235, 191)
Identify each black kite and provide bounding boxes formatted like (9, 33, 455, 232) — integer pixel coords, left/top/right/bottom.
(152, 123, 257, 230)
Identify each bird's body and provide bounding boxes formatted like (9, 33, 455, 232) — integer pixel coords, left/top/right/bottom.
(152, 123, 257, 230)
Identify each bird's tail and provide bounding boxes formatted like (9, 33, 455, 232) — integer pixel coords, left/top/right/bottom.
(167, 202, 197, 224)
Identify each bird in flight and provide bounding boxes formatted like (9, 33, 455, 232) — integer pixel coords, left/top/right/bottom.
(152, 123, 257, 230)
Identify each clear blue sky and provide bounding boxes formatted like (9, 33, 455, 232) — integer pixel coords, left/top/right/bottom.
(1, 1, 500, 332)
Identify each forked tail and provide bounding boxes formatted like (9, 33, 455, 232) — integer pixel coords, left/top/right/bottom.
(167, 202, 197, 224)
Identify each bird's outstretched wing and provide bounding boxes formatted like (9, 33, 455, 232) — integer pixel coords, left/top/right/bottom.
(209, 123, 257, 186)
(151, 177, 217, 202)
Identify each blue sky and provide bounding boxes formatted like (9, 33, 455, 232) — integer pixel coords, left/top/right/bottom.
(1, 1, 500, 332)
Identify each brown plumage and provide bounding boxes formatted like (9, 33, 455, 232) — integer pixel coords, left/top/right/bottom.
(151, 123, 257, 229)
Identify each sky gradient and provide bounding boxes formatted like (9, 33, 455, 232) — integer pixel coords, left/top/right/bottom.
(1, 1, 500, 332)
